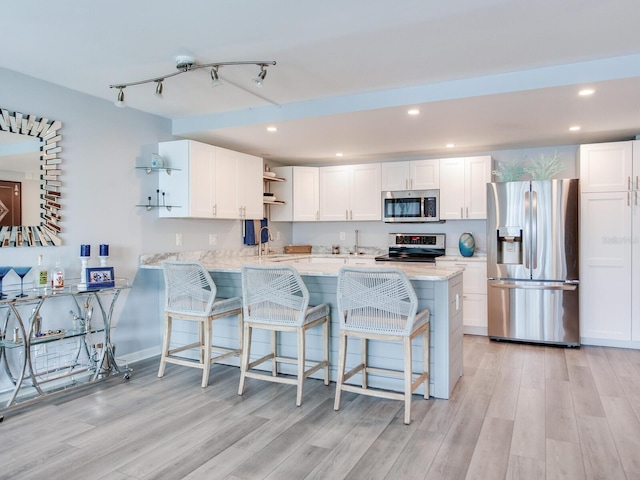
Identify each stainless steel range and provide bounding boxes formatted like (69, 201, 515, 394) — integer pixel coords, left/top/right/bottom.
(375, 233, 446, 263)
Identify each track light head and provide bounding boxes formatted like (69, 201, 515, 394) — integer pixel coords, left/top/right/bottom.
(253, 65, 267, 87)
(210, 66, 222, 87)
(114, 87, 126, 107)
(155, 80, 164, 96)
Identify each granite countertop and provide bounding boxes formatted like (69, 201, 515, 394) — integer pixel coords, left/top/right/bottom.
(139, 251, 464, 281)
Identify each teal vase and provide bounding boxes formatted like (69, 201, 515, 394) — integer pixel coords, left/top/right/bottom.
(459, 232, 475, 257)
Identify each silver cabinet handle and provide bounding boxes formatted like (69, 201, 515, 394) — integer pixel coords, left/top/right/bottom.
(466, 207, 469, 218)
(636, 175, 639, 190)
(213, 204, 217, 217)
(316, 210, 319, 221)
(406, 179, 409, 190)
(345, 210, 349, 220)
(460, 207, 463, 219)
(629, 192, 631, 207)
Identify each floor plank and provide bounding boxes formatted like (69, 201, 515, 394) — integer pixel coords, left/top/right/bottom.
(2, 336, 640, 480)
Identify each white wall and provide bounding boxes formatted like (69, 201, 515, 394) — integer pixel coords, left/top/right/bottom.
(0, 68, 294, 379)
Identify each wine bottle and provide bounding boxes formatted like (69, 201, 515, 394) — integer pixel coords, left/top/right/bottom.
(37, 254, 48, 287)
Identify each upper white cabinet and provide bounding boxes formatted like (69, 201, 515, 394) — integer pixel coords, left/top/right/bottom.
(319, 163, 381, 221)
(270, 166, 320, 222)
(381, 159, 439, 191)
(158, 140, 263, 220)
(579, 140, 640, 344)
(439, 156, 492, 220)
(579, 141, 637, 193)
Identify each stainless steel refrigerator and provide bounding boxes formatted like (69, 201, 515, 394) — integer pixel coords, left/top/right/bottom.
(486, 179, 580, 346)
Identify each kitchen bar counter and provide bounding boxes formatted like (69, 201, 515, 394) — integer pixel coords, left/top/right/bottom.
(140, 252, 464, 399)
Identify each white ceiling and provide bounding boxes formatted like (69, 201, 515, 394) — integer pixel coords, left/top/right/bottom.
(3, 0, 640, 164)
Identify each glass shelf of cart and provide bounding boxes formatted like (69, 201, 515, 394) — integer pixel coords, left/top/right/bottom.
(136, 166, 181, 175)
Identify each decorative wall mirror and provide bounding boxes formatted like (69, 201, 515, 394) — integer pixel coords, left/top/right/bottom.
(0, 108, 62, 247)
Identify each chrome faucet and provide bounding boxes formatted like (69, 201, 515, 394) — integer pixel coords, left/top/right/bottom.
(354, 229, 359, 255)
(258, 226, 273, 257)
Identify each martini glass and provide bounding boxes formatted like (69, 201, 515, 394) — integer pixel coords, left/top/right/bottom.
(0, 266, 12, 299)
(13, 266, 32, 298)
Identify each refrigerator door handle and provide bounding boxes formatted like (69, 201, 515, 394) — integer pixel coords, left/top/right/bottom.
(524, 191, 530, 269)
(531, 190, 538, 270)
(489, 282, 578, 291)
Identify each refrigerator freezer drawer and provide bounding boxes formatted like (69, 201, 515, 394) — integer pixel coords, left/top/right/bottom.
(488, 280, 579, 346)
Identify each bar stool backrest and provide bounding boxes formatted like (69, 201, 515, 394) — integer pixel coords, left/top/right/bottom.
(241, 265, 310, 327)
(163, 261, 217, 317)
(337, 267, 419, 336)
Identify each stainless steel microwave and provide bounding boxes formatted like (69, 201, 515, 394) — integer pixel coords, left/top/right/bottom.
(382, 189, 440, 223)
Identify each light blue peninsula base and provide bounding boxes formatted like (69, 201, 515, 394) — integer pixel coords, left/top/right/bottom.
(140, 254, 464, 399)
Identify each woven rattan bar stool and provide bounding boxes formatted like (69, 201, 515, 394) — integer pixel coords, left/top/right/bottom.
(158, 261, 243, 388)
(238, 264, 330, 406)
(334, 266, 430, 424)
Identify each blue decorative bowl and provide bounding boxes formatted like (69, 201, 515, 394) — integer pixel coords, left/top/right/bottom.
(459, 232, 475, 257)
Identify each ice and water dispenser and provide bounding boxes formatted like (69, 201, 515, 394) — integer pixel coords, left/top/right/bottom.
(497, 227, 522, 264)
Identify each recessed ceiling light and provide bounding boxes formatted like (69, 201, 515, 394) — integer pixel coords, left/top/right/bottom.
(266, 126, 278, 132)
(336, 152, 344, 157)
(578, 89, 595, 96)
(569, 126, 581, 131)
(408, 109, 420, 115)
(446, 143, 455, 148)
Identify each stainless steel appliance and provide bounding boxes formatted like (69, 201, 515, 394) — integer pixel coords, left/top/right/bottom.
(375, 233, 445, 263)
(382, 190, 440, 223)
(487, 179, 580, 346)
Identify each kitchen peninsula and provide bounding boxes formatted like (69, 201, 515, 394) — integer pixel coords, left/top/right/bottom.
(140, 252, 464, 399)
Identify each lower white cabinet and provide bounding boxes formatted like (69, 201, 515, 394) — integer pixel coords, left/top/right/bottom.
(437, 258, 487, 335)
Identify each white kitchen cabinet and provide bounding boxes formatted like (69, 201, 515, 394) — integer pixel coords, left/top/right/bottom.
(319, 163, 381, 221)
(158, 140, 263, 220)
(579, 140, 640, 344)
(439, 156, 492, 220)
(381, 159, 439, 191)
(158, 139, 215, 218)
(437, 258, 487, 335)
(269, 166, 319, 222)
(579, 141, 636, 193)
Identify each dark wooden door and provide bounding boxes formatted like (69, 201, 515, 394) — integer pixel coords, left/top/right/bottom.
(0, 180, 22, 226)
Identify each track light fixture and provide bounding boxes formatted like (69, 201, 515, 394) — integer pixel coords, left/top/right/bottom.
(253, 65, 268, 87)
(210, 66, 222, 87)
(109, 55, 276, 106)
(115, 87, 126, 107)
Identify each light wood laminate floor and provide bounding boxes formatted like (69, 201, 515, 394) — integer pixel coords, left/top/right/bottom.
(2, 335, 640, 480)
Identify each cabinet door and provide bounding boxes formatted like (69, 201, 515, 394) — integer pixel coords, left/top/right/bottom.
(319, 165, 350, 221)
(579, 142, 633, 193)
(439, 157, 465, 219)
(239, 152, 264, 220)
(189, 141, 216, 218)
(293, 167, 319, 221)
(213, 147, 240, 219)
(580, 191, 632, 340)
(381, 162, 410, 190)
(350, 163, 381, 221)
(411, 159, 440, 190)
(465, 156, 492, 219)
